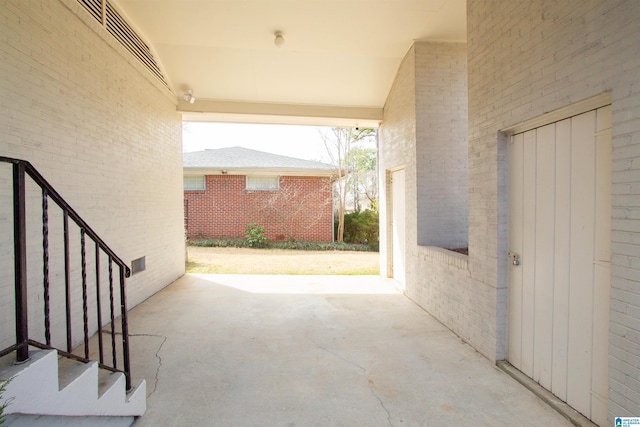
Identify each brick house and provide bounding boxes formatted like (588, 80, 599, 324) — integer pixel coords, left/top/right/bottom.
(184, 147, 334, 242)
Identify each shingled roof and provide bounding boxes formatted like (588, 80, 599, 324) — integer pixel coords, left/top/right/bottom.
(183, 146, 334, 173)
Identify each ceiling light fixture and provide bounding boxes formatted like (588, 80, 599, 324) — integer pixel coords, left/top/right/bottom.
(274, 32, 285, 48)
(183, 89, 196, 104)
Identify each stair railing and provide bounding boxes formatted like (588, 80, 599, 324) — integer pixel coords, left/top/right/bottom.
(0, 157, 133, 390)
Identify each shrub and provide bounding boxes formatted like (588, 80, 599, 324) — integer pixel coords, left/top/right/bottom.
(0, 377, 14, 425)
(340, 209, 379, 245)
(187, 239, 378, 252)
(245, 223, 268, 248)
(190, 238, 251, 248)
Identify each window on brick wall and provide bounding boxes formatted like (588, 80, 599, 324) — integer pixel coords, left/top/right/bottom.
(184, 175, 205, 190)
(246, 175, 279, 191)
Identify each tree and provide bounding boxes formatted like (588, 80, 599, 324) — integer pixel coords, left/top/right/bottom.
(321, 127, 376, 242)
(347, 146, 377, 211)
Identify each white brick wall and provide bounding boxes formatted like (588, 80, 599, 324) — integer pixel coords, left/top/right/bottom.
(378, 45, 416, 279)
(381, 2, 640, 419)
(379, 42, 486, 356)
(0, 0, 184, 352)
(467, 0, 640, 419)
(414, 42, 468, 248)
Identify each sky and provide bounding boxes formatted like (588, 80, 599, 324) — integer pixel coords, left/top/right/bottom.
(182, 122, 333, 162)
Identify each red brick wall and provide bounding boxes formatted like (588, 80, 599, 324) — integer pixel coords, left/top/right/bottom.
(184, 175, 333, 242)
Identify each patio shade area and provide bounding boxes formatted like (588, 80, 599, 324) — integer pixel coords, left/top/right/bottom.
(129, 274, 571, 426)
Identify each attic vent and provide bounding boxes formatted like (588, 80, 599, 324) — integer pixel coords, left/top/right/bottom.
(76, 0, 168, 87)
(78, 0, 101, 22)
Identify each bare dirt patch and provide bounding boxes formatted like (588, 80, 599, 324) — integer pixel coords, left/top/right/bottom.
(186, 246, 379, 275)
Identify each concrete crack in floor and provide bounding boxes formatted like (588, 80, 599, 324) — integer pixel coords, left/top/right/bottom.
(367, 379, 393, 427)
(307, 336, 394, 427)
(128, 333, 167, 398)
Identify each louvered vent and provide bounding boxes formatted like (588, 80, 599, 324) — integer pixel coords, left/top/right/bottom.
(79, 0, 102, 22)
(76, 0, 168, 87)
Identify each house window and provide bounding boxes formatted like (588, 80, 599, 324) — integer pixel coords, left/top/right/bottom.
(246, 175, 279, 191)
(184, 175, 205, 190)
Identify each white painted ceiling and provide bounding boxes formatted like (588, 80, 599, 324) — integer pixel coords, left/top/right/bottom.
(116, 0, 466, 125)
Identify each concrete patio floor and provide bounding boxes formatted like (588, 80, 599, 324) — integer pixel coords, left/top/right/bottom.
(128, 274, 571, 427)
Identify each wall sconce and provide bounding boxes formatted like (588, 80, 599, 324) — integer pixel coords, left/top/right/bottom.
(183, 89, 196, 104)
(274, 32, 285, 48)
(221, 170, 228, 175)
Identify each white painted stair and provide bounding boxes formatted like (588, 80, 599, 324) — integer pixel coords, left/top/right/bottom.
(0, 349, 145, 426)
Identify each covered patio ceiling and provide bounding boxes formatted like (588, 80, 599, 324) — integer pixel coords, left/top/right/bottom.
(115, 0, 466, 126)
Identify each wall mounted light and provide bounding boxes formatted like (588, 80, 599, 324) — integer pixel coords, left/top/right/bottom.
(274, 32, 285, 48)
(183, 89, 196, 104)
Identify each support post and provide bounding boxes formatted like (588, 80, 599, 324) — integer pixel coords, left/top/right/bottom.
(13, 162, 29, 362)
(119, 267, 132, 390)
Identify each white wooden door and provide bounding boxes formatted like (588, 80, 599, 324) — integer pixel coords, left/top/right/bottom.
(508, 106, 611, 426)
(391, 169, 406, 288)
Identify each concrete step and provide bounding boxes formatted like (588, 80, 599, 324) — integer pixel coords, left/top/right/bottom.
(0, 348, 145, 419)
(58, 357, 98, 394)
(2, 414, 135, 427)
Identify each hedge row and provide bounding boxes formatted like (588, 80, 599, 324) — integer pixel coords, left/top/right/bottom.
(188, 239, 378, 252)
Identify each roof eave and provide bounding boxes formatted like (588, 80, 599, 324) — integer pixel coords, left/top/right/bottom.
(183, 167, 335, 177)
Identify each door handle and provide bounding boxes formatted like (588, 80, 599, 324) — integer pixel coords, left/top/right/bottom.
(508, 252, 521, 266)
